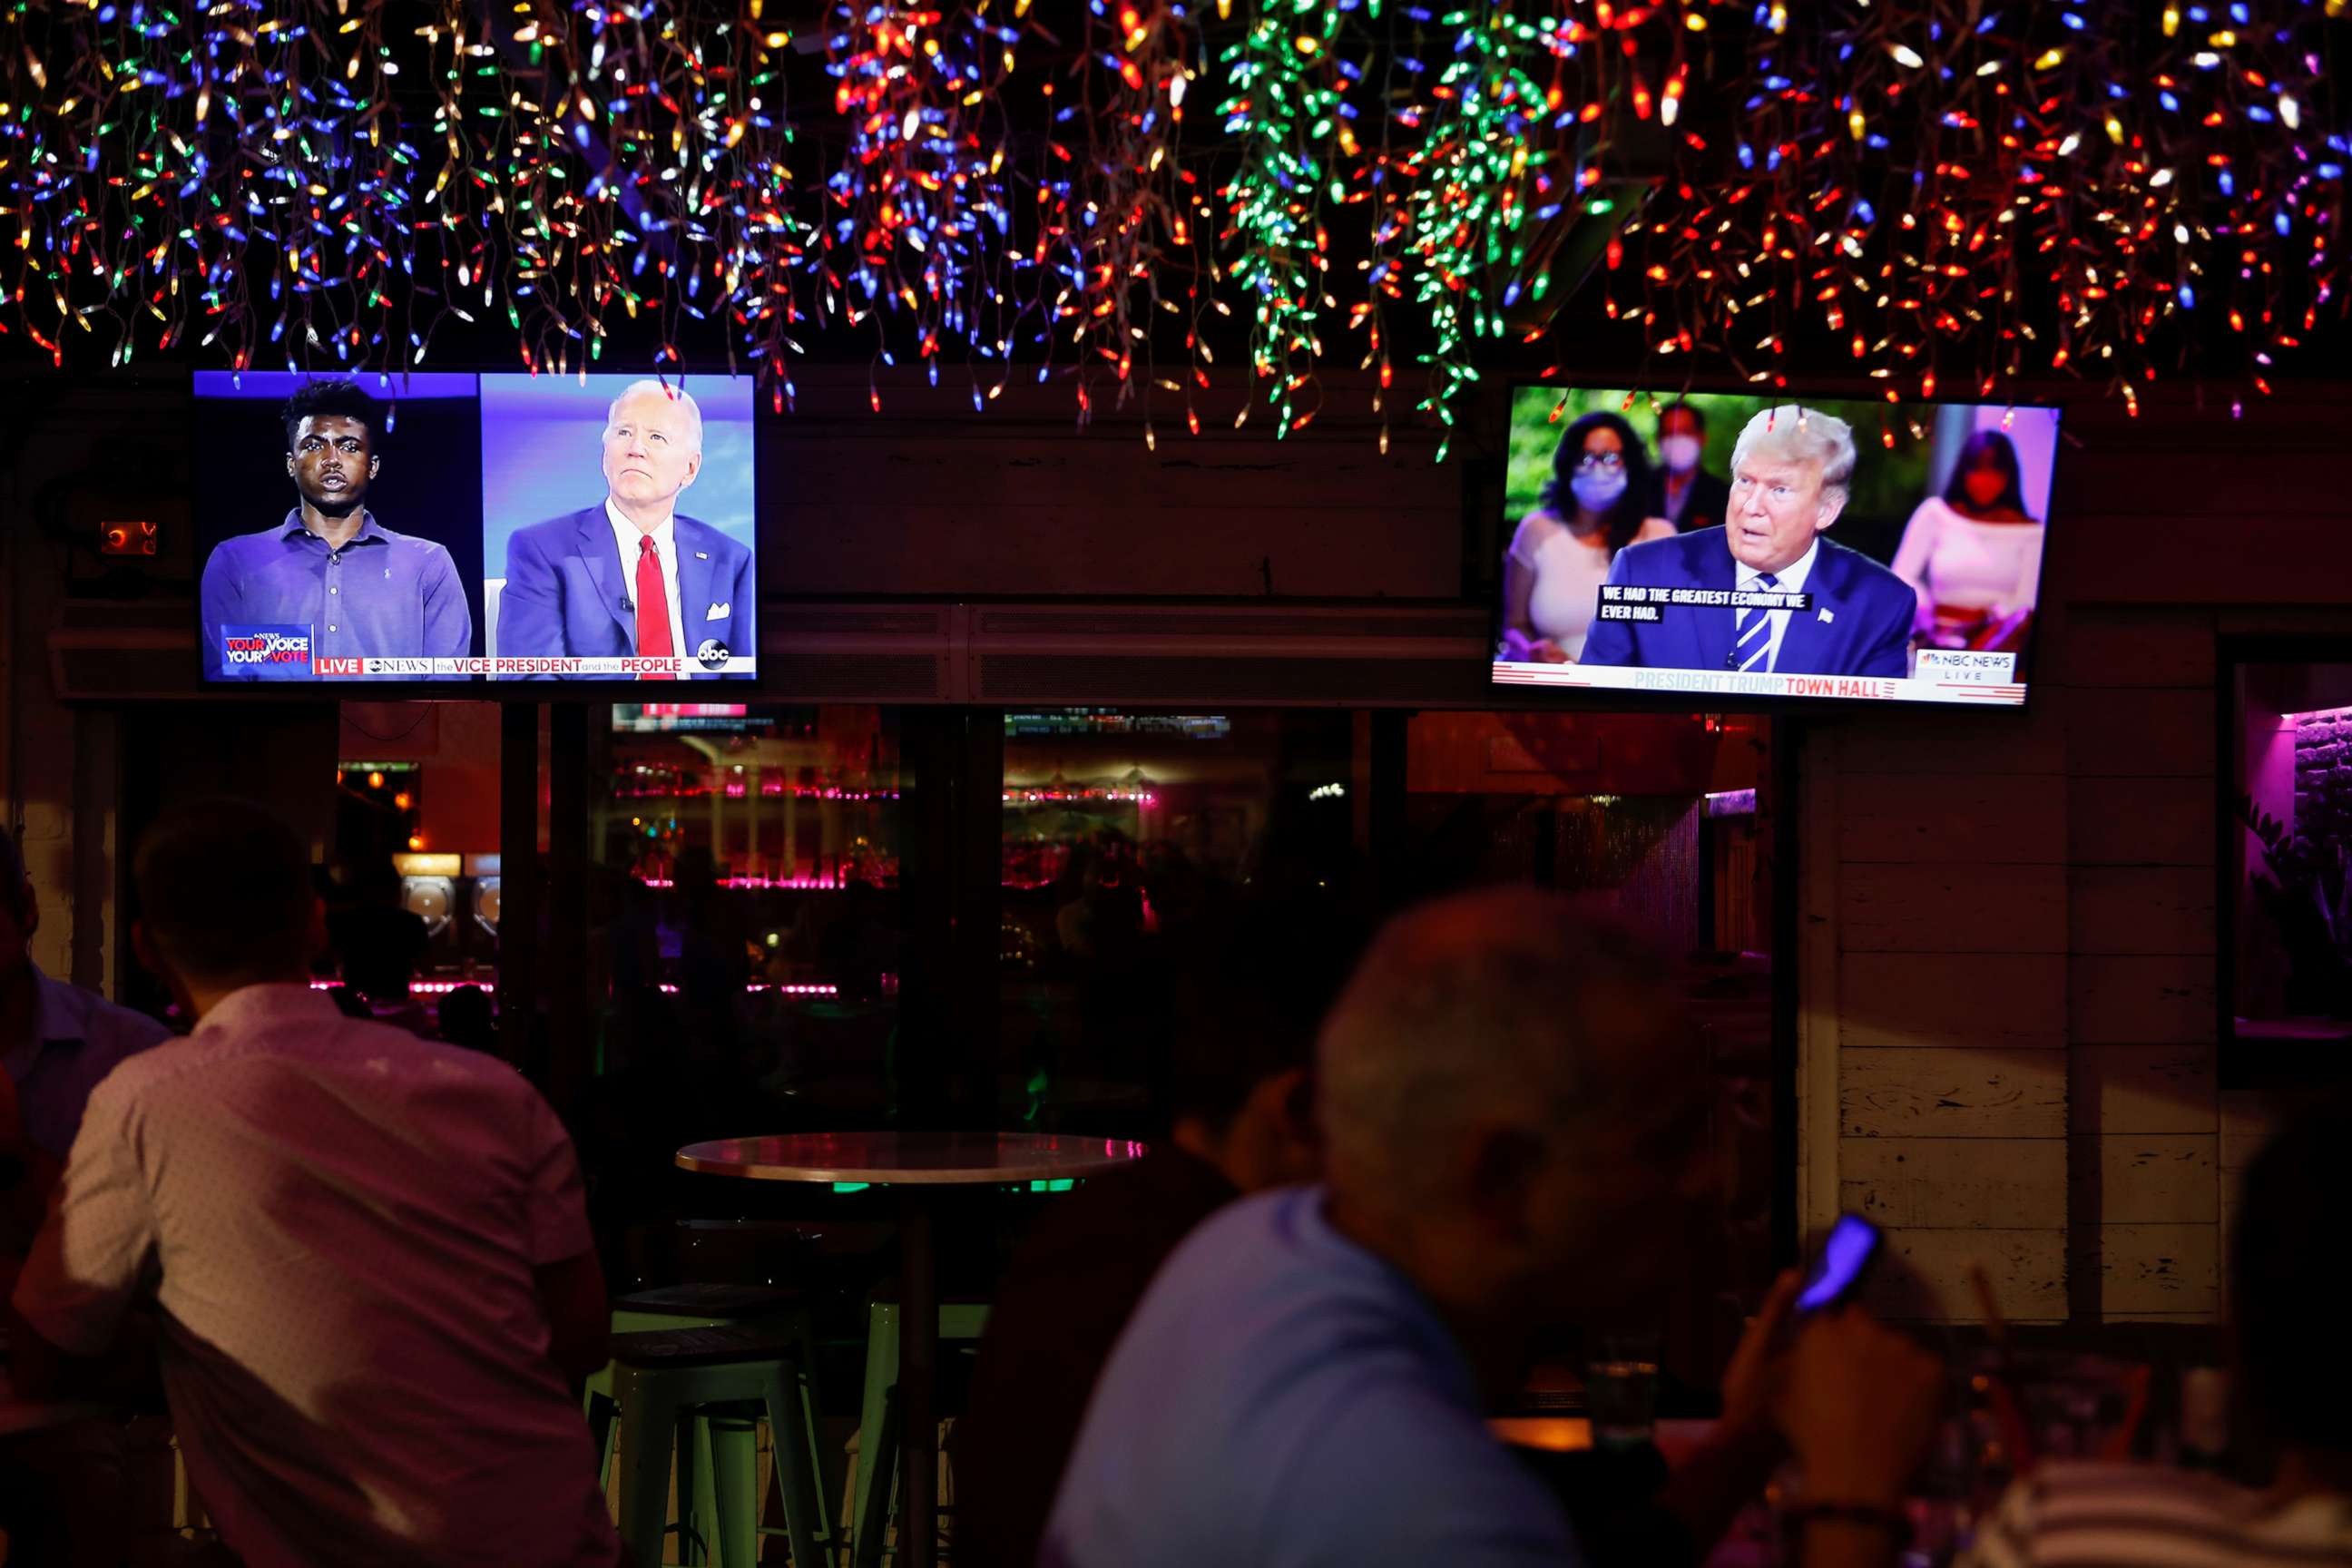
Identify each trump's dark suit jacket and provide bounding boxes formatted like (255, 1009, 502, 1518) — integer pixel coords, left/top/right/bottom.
(1578, 527, 1912, 678)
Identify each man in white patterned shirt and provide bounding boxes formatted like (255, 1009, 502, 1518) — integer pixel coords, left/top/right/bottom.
(7, 799, 620, 1568)
(1961, 1100, 2352, 1567)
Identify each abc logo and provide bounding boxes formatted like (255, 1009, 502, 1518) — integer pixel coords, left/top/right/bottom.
(694, 639, 732, 671)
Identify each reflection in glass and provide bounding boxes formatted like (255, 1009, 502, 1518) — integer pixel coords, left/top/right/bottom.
(1000, 709, 1357, 1136)
(327, 703, 504, 1046)
(591, 705, 907, 1126)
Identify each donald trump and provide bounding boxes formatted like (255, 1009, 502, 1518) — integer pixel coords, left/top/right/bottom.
(496, 379, 755, 679)
(1579, 406, 1913, 679)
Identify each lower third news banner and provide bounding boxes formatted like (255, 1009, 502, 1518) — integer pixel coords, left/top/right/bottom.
(1491, 587, 2025, 705)
(218, 625, 756, 681)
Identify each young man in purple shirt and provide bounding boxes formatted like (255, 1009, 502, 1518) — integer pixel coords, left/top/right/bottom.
(200, 379, 474, 681)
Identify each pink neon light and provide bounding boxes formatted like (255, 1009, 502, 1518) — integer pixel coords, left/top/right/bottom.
(636, 875, 861, 890)
(309, 980, 839, 998)
(2281, 704, 2352, 725)
(310, 979, 478, 996)
(1002, 789, 1157, 806)
(612, 784, 901, 801)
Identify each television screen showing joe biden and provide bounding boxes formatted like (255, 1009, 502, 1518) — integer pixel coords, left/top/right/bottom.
(1492, 387, 2060, 708)
(194, 371, 759, 684)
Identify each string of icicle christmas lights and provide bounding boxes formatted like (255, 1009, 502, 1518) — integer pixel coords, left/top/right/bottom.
(816, 0, 1028, 407)
(426, 2, 806, 385)
(1214, 0, 1379, 436)
(1015, 0, 1218, 440)
(1598, 0, 2347, 418)
(1378, 0, 1549, 460)
(1063, 0, 1217, 442)
(0, 0, 433, 369)
(0, 0, 2344, 439)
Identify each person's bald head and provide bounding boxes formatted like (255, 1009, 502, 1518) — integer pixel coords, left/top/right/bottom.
(1317, 888, 1710, 1327)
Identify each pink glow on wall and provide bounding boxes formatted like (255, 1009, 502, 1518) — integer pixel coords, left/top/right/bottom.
(309, 980, 840, 998)
(2248, 705, 2301, 834)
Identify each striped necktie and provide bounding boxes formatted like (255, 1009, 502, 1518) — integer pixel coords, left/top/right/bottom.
(1730, 572, 1779, 673)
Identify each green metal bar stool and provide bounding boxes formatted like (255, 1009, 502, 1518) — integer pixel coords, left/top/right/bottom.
(848, 1298, 991, 1568)
(611, 1322, 831, 1568)
(587, 1285, 828, 1567)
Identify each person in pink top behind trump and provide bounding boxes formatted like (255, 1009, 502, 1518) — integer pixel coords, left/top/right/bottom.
(497, 377, 756, 680)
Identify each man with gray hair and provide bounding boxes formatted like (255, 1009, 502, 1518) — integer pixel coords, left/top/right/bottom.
(1581, 405, 1914, 677)
(1044, 889, 1945, 1568)
(497, 377, 755, 679)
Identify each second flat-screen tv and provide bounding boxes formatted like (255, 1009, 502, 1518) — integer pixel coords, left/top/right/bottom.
(192, 371, 759, 687)
(1493, 387, 2060, 708)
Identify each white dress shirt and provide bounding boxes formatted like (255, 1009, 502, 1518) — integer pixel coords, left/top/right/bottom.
(1737, 537, 1820, 674)
(13, 985, 618, 1568)
(606, 498, 688, 664)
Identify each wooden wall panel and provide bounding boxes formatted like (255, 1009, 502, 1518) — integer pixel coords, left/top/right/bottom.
(1838, 864, 2067, 954)
(2048, 516, 2352, 604)
(1838, 773, 2065, 865)
(2081, 1223, 2221, 1318)
(2069, 1134, 2220, 1225)
(2059, 687, 2218, 779)
(2054, 450, 2352, 520)
(2066, 778, 2215, 867)
(759, 379, 1466, 598)
(1830, 707, 2066, 776)
(1841, 953, 2067, 1050)
(2218, 1092, 2276, 1175)
(2067, 867, 2216, 956)
(1841, 1051, 2068, 1139)
(2068, 956, 2214, 1044)
(1813, 391, 2352, 1324)
(2068, 1044, 2218, 1135)
(1866, 1228, 2069, 1324)
(1842, 1140, 2067, 1229)
(767, 498, 1464, 597)
(2216, 1092, 2272, 1317)
(2040, 612, 2219, 690)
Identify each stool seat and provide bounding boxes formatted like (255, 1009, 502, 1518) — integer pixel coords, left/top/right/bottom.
(612, 1282, 809, 1320)
(612, 1323, 808, 1370)
(610, 1331, 830, 1567)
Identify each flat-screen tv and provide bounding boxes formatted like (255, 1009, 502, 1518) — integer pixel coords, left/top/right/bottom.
(1491, 388, 2060, 708)
(193, 371, 759, 687)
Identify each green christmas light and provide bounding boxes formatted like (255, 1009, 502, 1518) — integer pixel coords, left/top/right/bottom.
(1393, 0, 1544, 447)
(1216, 0, 1355, 434)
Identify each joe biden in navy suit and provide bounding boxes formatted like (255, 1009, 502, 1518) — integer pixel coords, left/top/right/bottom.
(496, 379, 755, 680)
(1580, 405, 1912, 680)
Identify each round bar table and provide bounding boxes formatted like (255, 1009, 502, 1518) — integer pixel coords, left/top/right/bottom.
(677, 1132, 1146, 1568)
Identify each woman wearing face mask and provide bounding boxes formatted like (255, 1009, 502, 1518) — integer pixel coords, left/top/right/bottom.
(1500, 412, 1675, 662)
(1888, 429, 2045, 652)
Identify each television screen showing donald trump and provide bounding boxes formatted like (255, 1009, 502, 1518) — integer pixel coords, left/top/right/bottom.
(1492, 387, 2059, 708)
(193, 371, 759, 685)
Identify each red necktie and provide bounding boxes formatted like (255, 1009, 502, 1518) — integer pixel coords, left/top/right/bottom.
(636, 535, 672, 679)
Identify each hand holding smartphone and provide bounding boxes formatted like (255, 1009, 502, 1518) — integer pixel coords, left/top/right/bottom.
(1795, 1213, 1882, 1315)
